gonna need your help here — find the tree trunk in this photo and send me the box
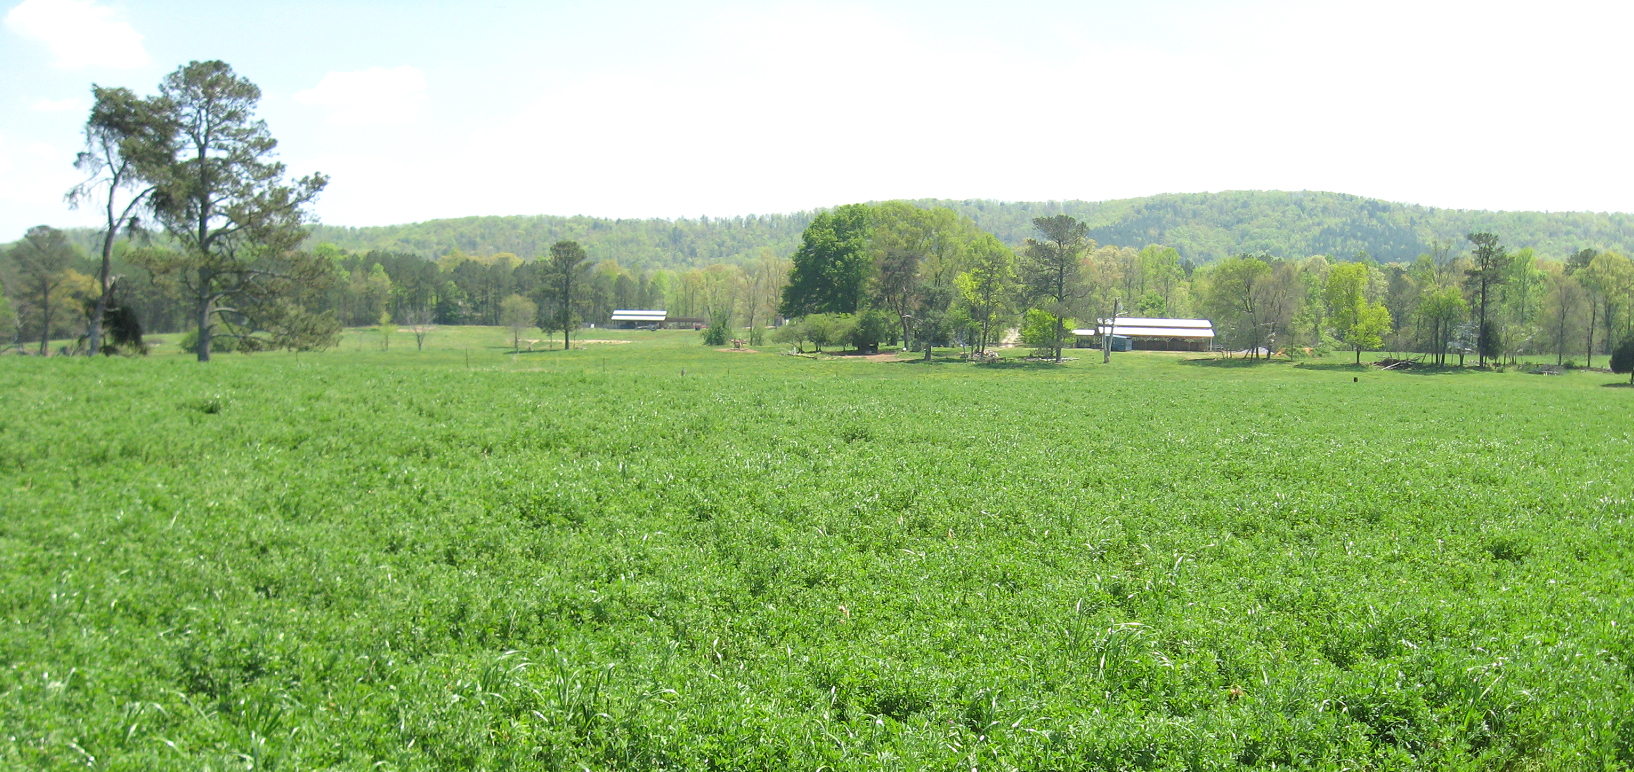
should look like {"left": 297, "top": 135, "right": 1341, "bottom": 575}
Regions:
{"left": 194, "top": 265, "right": 214, "bottom": 362}
{"left": 87, "top": 197, "right": 121, "bottom": 357}
{"left": 38, "top": 284, "right": 51, "bottom": 356}
{"left": 1477, "top": 280, "right": 1486, "bottom": 366}
{"left": 196, "top": 294, "right": 213, "bottom": 362}
{"left": 1587, "top": 302, "right": 1596, "bottom": 368}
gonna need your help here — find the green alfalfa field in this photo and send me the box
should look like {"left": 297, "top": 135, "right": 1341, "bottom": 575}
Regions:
{"left": 2, "top": 328, "right": 1632, "bottom": 770}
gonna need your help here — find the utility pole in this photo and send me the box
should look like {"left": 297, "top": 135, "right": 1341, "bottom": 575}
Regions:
{"left": 1103, "top": 298, "right": 1120, "bottom": 364}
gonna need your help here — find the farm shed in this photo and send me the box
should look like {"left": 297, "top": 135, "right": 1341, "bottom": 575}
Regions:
{"left": 609, "top": 310, "right": 709, "bottom": 330}
{"left": 1073, "top": 317, "right": 1215, "bottom": 352}
{"left": 610, "top": 310, "right": 667, "bottom": 329}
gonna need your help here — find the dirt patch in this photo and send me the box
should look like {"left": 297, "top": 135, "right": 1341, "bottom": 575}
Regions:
{"left": 716, "top": 348, "right": 759, "bottom": 354}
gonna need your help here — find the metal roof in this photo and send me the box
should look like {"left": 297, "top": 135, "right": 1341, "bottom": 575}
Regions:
{"left": 1103, "top": 317, "right": 1212, "bottom": 329}
{"left": 610, "top": 310, "right": 667, "bottom": 321}
{"left": 1073, "top": 317, "right": 1215, "bottom": 338}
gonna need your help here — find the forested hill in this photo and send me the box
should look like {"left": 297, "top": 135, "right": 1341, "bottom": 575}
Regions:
{"left": 303, "top": 214, "right": 813, "bottom": 273}
{"left": 909, "top": 192, "right": 1634, "bottom": 265}
{"left": 288, "top": 190, "right": 1634, "bottom": 268}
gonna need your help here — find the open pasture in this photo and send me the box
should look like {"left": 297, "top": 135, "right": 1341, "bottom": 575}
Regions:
{"left": 2, "top": 331, "right": 1632, "bottom": 770}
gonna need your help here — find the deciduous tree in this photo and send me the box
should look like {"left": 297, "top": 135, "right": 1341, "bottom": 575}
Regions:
{"left": 780, "top": 204, "right": 873, "bottom": 318}
{"left": 869, "top": 201, "right": 932, "bottom": 346}
{"left": 1326, "top": 262, "right": 1393, "bottom": 363}
{"left": 1415, "top": 286, "right": 1468, "bottom": 366}
{"left": 1200, "top": 255, "right": 1272, "bottom": 358}
{"left": 955, "top": 232, "right": 1017, "bottom": 353}
{"left": 1464, "top": 232, "right": 1509, "bottom": 366}
{"left": 499, "top": 293, "right": 536, "bottom": 352}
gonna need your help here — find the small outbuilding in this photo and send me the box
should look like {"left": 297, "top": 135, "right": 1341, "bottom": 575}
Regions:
{"left": 1073, "top": 317, "right": 1215, "bottom": 352}
{"left": 609, "top": 310, "right": 709, "bottom": 330}
{"left": 610, "top": 310, "right": 667, "bottom": 329}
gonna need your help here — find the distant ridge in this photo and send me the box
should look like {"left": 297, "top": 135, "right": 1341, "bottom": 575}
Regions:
{"left": 75, "top": 190, "right": 1634, "bottom": 271}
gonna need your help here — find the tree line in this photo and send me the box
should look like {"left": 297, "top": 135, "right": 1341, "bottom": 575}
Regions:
{"left": 771, "top": 203, "right": 1634, "bottom": 369}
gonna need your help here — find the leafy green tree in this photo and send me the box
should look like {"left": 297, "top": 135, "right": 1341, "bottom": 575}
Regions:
{"left": 1137, "top": 245, "right": 1184, "bottom": 311}
{"left": 1200, "top": 255, "right": 1273, "bottom": 358}
{"left": 1325, "top": 262, "right": 1393, "bottom": 364}
{"left": 1415, "top": 286, "right": 1468, "bottom": 366}
{"left": 499, "top": 293, "right": 536, "bottom": 351}
{"left": 1540, "top": 268, "right": 1587, "bottom": 365}
{"left": 869, "top": 201, "right": 932, "bottom": 346}
{"left": 67, "top": 86, "right": 168, "bottom": 357}
{"left": 135, "top": 61, "right": 334, "bottom": 361}
{"left": 540, "top": 240, "right": 589, "bottom": 351}
{"left": 362, "top": 262, "right": 393, "bottom": 325}
{"left": 1497, "top": 247, "right": 1546, "bottom": 362}
{"left": 374, "top": 312, "right": 394, "bottom": 352}
{"left": 780, "top": 204, "right": 873, "bottom": 317}
{"left": 1021, "top": 215, "right": 1091, "bottom": 362}
{"left": 1136, "top": 292, "right": 1166, "bottom": 316}
{"left": 1464, "top": 232, "right": 1509, "bottom": 366}
{"left": 955, "top": 232, "right": 1017, "bottom": 353}
{"left": 6, "top": 226, "right": 79, "bottom": 355}
{"left": 1580, "top": 252, "right": 1634, "bottom": 365}
{"left": 741, "top": 249, "right": 789, "bottom": 339}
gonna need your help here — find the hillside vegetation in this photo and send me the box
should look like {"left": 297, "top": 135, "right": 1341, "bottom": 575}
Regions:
{"left": 287, "top": 191, "right": 1634, "bottom": 269}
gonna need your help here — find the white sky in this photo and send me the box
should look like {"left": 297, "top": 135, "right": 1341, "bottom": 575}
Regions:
{"left": 3, "top": 0, "right": 1631, "bottom": 241}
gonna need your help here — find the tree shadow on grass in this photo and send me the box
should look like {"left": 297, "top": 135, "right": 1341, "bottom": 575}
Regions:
{"left": 1292, "top": 361, "right": 1483, "bottom": 375}
{"left": 886, "top": 353, "right": 980, "bottom": 365}
{"left": 1602, "top": 381, "right": 1634, "bottom": 388}
{"left": 973, "top": 359, "right": 1069, "bottom": 369}
{"left": 1290, "top": 361, "right": 1374, "bottom": 371}
{"left": 1385, "top": 366, "right": 1485, "bottom": 376}
{"left": 1177, "top": 357, "right": 1291, "bottom": 368}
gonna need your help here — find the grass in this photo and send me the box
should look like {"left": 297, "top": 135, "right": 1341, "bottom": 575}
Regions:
{"left": 2, "top": 327, "right": 1632, "bottom": 769}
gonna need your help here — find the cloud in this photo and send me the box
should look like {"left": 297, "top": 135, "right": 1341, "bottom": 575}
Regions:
{"left": 30, "top": 97, "right": 84, "bottom": 112}
{"left": 294, "top": 66, "right": 428, "bottom": 127}
{"left": 3, "top": 0, "right": 150, "bottom": 70}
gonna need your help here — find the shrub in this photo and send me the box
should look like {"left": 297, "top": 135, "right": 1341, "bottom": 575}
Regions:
{"left": 1612, "top": 338, "right": 1634, "bottom": 383}
{"left": 701, "top": 318, "right": 729, "bottom": 347}
{"left": 772, "top": 319, "right": 810, "bottom": 352}
{"left": 1019, "top": 308, "right": 1057, "bottom": 348}
{"left": 805, "top": 314, "right": 853, "bottom": 352}
{"left": 849, "top": 309, "right": 894, "bottom": 354}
